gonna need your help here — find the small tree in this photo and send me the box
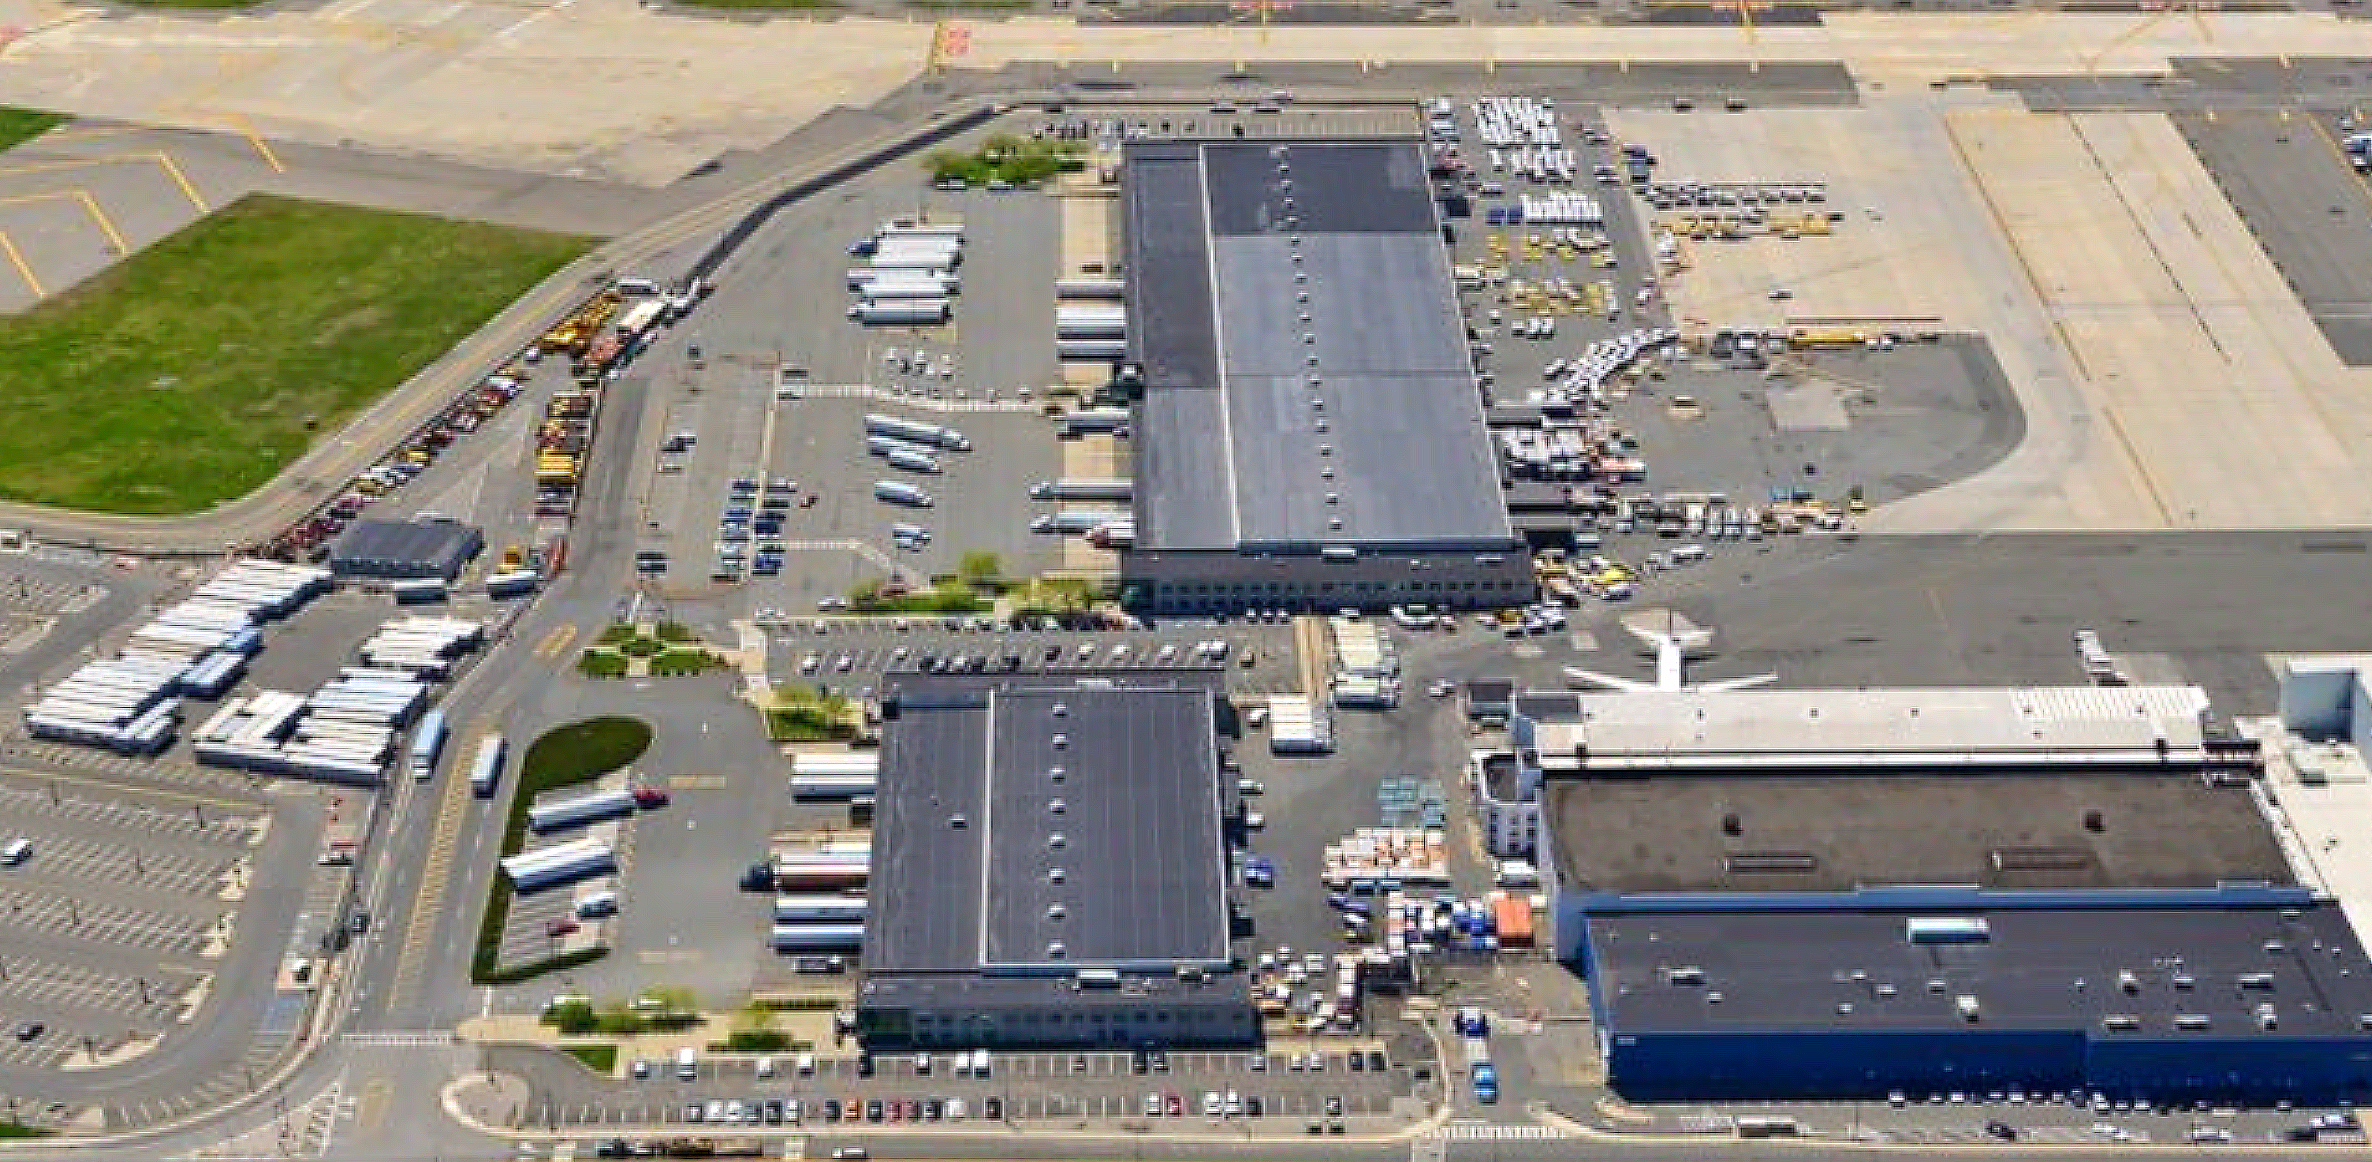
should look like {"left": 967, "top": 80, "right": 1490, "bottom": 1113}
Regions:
{"left": 547, "top": 1000, "right": 599, "bottom": 1036}
{"left": 595, "top": 1001, "right": 643, "bottom": 1037}
{"left": 957, "top": 551, "right": 1003, "bottom": 588}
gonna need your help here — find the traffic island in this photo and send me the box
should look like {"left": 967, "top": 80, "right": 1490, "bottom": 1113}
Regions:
{"left": 471, "top": 717, "right": 653, "bottom": 984}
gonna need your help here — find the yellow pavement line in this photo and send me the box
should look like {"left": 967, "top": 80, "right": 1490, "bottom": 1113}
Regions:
{"left": 228, "top": 115, "right": 285, "bottom": 174}
{"left": 387, "top": 737, "right": 477, "bottom": 1007}
{"left": 2101, "top": 405, "right": 2176, "bottom": 529}
{"left": 353, "top": 1077, "right": 390, "bottom": 1133}
{"left": 534, "top": 623, "right": 579, "bottom": 660}
{"left": 150, "top": 151, "right": 207, "bottom": 212}
{"left": 75, "top": 190, "right": 126, "bottom": 254}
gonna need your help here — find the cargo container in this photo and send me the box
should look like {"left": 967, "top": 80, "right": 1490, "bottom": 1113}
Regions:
{"left": 769, "top": 923, "right": 866, "bottom": 952}
{"left": 867, "top": 250, "right": 963, "bottom": 272}
{"left": 789, "top": 753, "right": 879, "bottom": 777}
{"left": 469, "top": 734, "right": 507, "bottom": 798}
{"left": 1059, "top": 408, "right": 1132, "bottom": 434}
{"left": 408, "top": 713, "right": 449, "bottom": 785}
{"left": 1056, "top": 339, "right": 1130, "bottom": 362}
{"left": 528, "top": 787, "right": 639, "bottom": 833}
{"left": 485, "top": 570, "right": 540, "bottom": 598}
{"left": 501, "top": 837, "right": 615, "bottom": 892}
{"left": 882, "top": 450, "right": 940, "bottom": 477}
{"left": 865, "top": 435, "right": 939, "bottom": 460}
{"left": 877, "top": 222, "right": 966, "bottom": 241}
{"left": 1492, "top": 895, "right": 1534, "bottom": 948}
{"left": 858, "top": 280, "right": 960, "bottom": 302}
{"left": 874, "top": 481, "right": 934, "bottom": 508}
{"left": 773, "top": 894, "right": 870, "bottom": 922}
{"left": 864, "top": 415, "right": 971, "bottom": 451}
{"left": 1054, "top": 306, "right": 1128, "bottom": 338}
{"left": 1029, "top": 510, "right": 1131, "bottom": 535}
{"left": 790, "top": 774, "right": 878, "bottom": 801}
{"left": 770, "top": 862, "right": 869, "bottom": 891}
{"left": 390, "top": 579, "right": 448, "bottom": 605}
{"left": 1054, "top": 277, "right": 1127, "bottom": 300}
{"left": 850, "top": 299, "right": 952, "bottom": 325}
{"left": 1027, "top": 479, "right": 1133, "bottom": 501}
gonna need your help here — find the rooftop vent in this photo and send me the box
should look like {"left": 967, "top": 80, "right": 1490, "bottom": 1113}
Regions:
{"left": 1047, "top": 942, "right": 1066, "bottom": 958}
{"left": 2102, "top": 1014, "right": 2139, "bottom": 1031}
{"left": 951, "top": 814, "right": 968, "bottom": 829}
{"left": 1049, "top": 798, "right": 1067, "bottom": 815}
{"left": 1049, "top": 766, "right": 1065, "bottom": 782}
{"left": 2265, "top": 941, "right": 2288, "bottom": 955}
{"left": 1956, "top": 995, "right": 1981, "bottom": 1022}
{"left": 1047, "top": 833, "right": 1067, "bottom": 850}
{"left": 2172, "top": 973, "right": 2196, "bottom": 990}
{"left": 1051, "top": 733, "right": 1069, "bottom": 750}
{"left": 1706, "top": 991, "right": 1724, "bottom": 1004}
{"left": 2174, "top": 1014, "right": 2211, "bottom": 1030}
{"left": 2239, "top": 973, "right": 2276, "bottom": 990}
{"left": 1725, "top": 851, "right": 1816, "bottom": 874}
{"left": 2084, "top": 810, "right": 2105, "bottom": 833}
{"left": 1721, "top": 812, "right": 1742, "bottom": 837}
{"left": 1048, "top": 867, "right": 1066, "bottom": 884}
{"left": 1051, "top": 703, "right": 1069, "bottom": 718}
{"left": 1047, "top": 904, "right": 1067, "bottom": 920}
{"left": 1667, "top": 966, "right": 1705, "bottom": 985}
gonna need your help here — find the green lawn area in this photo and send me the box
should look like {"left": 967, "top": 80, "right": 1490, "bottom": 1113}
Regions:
{"left": 0, "top": 1123, "right": 50, "bottom": 1140}
{"left": 561, "top": 1043, "right": 619, "bottom": 1074}
{"left": 0, "top": 194, "right": 590, "bottom": 514}
{"left": 0, "top": 108, "right": 64, "bottom": 154}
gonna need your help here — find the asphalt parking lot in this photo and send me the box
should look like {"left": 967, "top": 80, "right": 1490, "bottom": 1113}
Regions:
{"left": 498, "top": 1044, "right": 1408, "bottom": 1131}
{"left": 764, "top": 620, "right": 1303, "bottom": 700}
{"left": 621, "top": 137, "right": 1082, "bottom": 606}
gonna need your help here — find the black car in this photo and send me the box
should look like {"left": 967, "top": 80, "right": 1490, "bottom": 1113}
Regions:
{"left": 1366, "top": 1050, "right": 1387, "bottom": 1071}
{"left": 822, "top": 1100, "right": 840, "bottom": 1122}
{"left": 1150, "top": 1050, "right": 1170, "bottom": 1072}
{"left": 1324, "top": 1095, "right": 1344, "bottom": 1117}
{"left": 1985, "top": 1122, "right": 2018, "bottom": 1142}
{"left": 857, "top": 1056, "right": 876, "bottom": 1078}
{"left": 595, "top": 1141, "right": 630, "bottom": 1159}
{"left": 865, "top": 1099, "right": 883, "bottom": 1122}
{"left": 923, "top": 1099, "right": 942, "bottom": 1121}
{"left": 1246, "top": 1097, "right": 1265, "bottom": 1117}
{"left": 13, "top": 1022, "right": 42, "bottom": 1042}
{"left": 1131, "top": 1051, "right": 1149, "bottom": 1074}
{"left": 984, "top": 1097, "right": 1004, "bottom": 1121}
{"left": 764, "top": 1100, "right": 784, "bottom": 1125}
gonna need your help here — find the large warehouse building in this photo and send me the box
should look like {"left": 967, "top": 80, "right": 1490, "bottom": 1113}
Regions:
{"left": 1118, "top": 140, "right": 1531, "bottom": 614}
{"left": 855, "top": 670, "right": 1255, "bottom": 1049}
{"left": 1517, "top": 683, "right": 2372, "bottom": 1101}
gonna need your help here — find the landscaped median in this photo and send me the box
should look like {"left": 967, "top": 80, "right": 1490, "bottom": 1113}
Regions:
{"left": 0, "top": 194, "right": 590, "bottom": 514}
{"left": 578, "top": 622, "right": 726, "bottom": 680}
{"left": 471, "top": 717, "right": 654, "bottom": 984}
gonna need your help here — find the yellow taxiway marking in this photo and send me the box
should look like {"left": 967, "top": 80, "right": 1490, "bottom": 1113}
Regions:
{"left": 667, "top": 774, "right": 730, "bottom": 790}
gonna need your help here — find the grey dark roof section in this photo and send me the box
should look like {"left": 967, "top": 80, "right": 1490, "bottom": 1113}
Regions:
{"left": 1589, "top": 905, "right": 2372, "bottom": 1038}
{"left": 1125, "top": 144, "right": 1230, "bottom": 552}
{"left": 325, "top": 518, "right": 482, "bottom": 581}
{"left": 865, "top": 671, "right": 1231, "bottom": 978}
{"left": 1125, "top": 141, "right": 1514, "bottom": 553}
{"left": 1545, "top": 771, "right": 2292, "bottom": 896}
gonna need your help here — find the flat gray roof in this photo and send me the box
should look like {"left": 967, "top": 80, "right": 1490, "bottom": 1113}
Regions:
{"left": 1545, "top": 770, "right": 2293, "bottom": 896}
{"left": 1589, "top": 905, "right": 2372, "bottom": 1038}
{"left": 1126, "top": 141, "right": 1514, "bottom": 554}
{"left": 864, "top": 672, "right": 1232, "bottom": 977}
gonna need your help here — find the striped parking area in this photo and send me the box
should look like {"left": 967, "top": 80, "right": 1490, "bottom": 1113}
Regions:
{"left": 0, "top": 956, "right": 196, "bottom": 1023}
{"left": 3, "top": 740, "right": 265, "bottom": 797}
{"left": 0, "top": 883, "right": 221, "bottom": 957}
{"left": 1429, "top": 1122, "right": 1567, "bottom": 1141}
{"left": 0, "top": 832, "right": 235, "bottom": 897}
{"left": 0, "top": 777, "right": 260, "bottom": 845}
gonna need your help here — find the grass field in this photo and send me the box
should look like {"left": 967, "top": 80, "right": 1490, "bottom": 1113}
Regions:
{"left": 0, "top": 109, "right": 64, "bottom": 154}
{"left": 0, "top": 195, "right": 590, "bottom": 515}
